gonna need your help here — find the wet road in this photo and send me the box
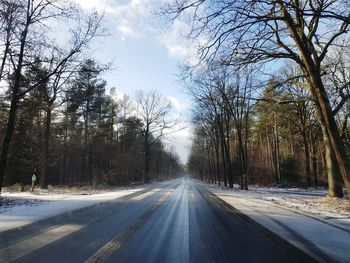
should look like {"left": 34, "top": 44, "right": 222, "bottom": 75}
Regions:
{"left": 0, "top": 179, "right": 317, "bottom": 263}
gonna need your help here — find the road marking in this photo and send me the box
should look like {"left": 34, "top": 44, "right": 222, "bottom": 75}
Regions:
{"left": 85, "top": 190, "right": 173, "bottom": 263}
{"left": 0, "top": 224, "right": 83, "bottom": 262}
{"left": 130, "top": 189, "right": 161, "bottom": 201}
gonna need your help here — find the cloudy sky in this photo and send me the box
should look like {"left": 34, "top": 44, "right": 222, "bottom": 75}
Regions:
{"left": 74, "top": 0, "right": 193, "bottom": 163}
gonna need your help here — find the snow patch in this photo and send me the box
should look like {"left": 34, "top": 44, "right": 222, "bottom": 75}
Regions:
{"left": 0, "top": 186, "right": 146, "bottom": 232}
{"left": 205, "top": 183, "right": 350, "bottom": 262}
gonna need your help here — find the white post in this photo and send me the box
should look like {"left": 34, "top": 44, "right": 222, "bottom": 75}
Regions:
{"left": 31, "top": 174, "right": 36, "bottom": 192}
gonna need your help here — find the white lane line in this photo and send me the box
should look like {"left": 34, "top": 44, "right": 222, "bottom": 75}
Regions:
{"left": 0, "top": 224, "right": 83, "bottom": 262}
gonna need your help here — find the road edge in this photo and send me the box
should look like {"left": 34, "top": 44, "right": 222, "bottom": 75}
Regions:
{"left": 0, "top": 182, "right": 165, "bottom": 248}
{"left": 203, "top": 186, "right": 337, "bottom": 263}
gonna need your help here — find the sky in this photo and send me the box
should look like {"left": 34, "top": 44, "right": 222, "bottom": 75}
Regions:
{"left": 73, "top": 0, "right": 194, "bottom": 164}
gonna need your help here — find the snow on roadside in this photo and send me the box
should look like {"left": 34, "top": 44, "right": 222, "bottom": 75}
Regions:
{"left": 0, "top": 186, "right": 147, "bottom": 232}
{"left": 262, "top": 195, "right": 350, "bottom": 220}
{"left": 207, "top": 183, "right": 350, "bottom": 221}
{"left": 206, "top": 183, "right": 350, "bottom": 262}
{"left": 0, "top": 197, "right": 48, "bottom": 214}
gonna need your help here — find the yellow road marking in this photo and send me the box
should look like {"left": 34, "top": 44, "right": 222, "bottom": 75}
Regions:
{"left": 130, "top": 189, "right": 161, "bottom": 201}
{"left": 85, "top": 190, "right": 173, "bottom": 263}
{"left": 0, "top": 188, "right": 172, "bottom": 263}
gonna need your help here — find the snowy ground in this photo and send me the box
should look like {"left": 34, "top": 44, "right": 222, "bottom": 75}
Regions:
{"left": 0, "top": 185, "right": 148, "bottom": 232}
{"left": 206, "top": 183, "right": 350, "bottom": 263}
{"left": 211, "top": 184, "right": 350, "bottom": 221}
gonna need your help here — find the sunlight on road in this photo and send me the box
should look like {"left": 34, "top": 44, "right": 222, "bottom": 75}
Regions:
{"left": 0, "top": 224, "right": 83, "bottom": 262}
{"left": 130, "top": 189, "right": 162, "bottom": 201}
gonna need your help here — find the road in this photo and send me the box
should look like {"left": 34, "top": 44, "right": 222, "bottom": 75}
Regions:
{"left": 0, "top": 179, "right": 318, "bottom": 263}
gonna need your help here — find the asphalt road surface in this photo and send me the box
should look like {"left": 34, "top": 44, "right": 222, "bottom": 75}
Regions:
{"left": 0, "top": 178, "right": 319, "bottom": 263}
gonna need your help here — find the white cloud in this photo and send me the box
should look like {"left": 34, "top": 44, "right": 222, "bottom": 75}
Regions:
{"left": 74, "top": 0, "right": 197, "bottom": 60}
{"left": 73, "top": 0, "right": 152, "bottom": 40}
{"left": 159, "top": 19, "right": 205, "bottom": 66}
{"left": 73, "top": 0, "right": 114, "bottom": 13}
{"left": 159, "top": 20, "right": 190, "bottom": 59}
{"left": 105, "top": 0, "right": 158, "bottom": 40}
{"left": 167, "top": 96, "right": 182, "bottom": 110}
{"left": 117, "top": 22, "right": 139, "bottom": 39}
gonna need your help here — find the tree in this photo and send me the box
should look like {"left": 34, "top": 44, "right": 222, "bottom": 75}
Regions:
{"left": 118, "top": 116, "right": 144, "bottom": 183}
{"left": 164, "top": 0, "right": 350, "bottom": 197}
{"left": 0, "top": 0, "right": 104, "bottom": 192}
{"left": 136, "top": 90, "right": 177, "bottom": 183}
{"left": 67, "top": 59, "right": 107, "bottom": 183}
{"left": 0, "top": 0, "right": 18, "bottom": 82}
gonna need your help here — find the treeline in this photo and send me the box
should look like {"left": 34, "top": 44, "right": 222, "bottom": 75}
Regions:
{"left": 0, "top": 0, "right": 181, "bottom": 190}
{"left": 187, "top": 66, "right": 345, "bottom": 192}
{"left": 164, "top": 0, "right": 350, "bottom": 198}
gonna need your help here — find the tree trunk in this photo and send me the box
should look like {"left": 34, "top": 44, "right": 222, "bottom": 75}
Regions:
{"left": 224, "top": 113, "right": 234, "bottom": 188}
{"left": 144, "top": 133, "right": 151, "bottom": 183}
{"left": 218, "top": 118, "right": 228, "bottom": 187}
{"left": 0, "top": 97, "right": 19, "bottom": 191}
{"left": 302, "top": 129, "right": 311, "bottom": 187}
{"left": 60, "top": 126, "right": 68, "bottom": 185}
{"left": 82, "top": 100, "right": 90, "bottom": 182}
{"left": 40, "top": 102, "right": 52, "bottom": 188}
{"left": 220, "top": 135, "right": 228, "bottom": 187}
{"left": 0, "top": 10, "right": 13, "bottom": 83}
{"left": 88, "top": 143, "right": 93, "bottom": 184}
{"left": 0, "top": 40, "right": 9, "bottom": 82}
{"left": 244, "top": 108, "right": 249, "bottom": 190}
{"left": 321, "top": 122, "right": 344, "bottom": 197}
{"left": 273, "top": 112, "right": 281, "bottom": 184}
{"left": 266, "top": 127, "right": 274, "bottom": 178}
{"left": 0, "top": 20, "right": 29, "bottom": 192}
{"left": 310, "top": 133, "right": 319, "bottom": 186}
{"left": 289, "top": 124, "right": 294, "bottom": 156}
{"left": 215, "top": 140, "right": 221, "bottom": 185}
{"left": 281, "top": 8, "right": 349, "bottom": 197}
{"left": 308, "top": 76, "right": 349, "bottom": 196}
{"left": 237, "top": 131, "right": 245, "bottom": 189}
{"left": 207, "top": 146, "right": 214, "bottom": 183}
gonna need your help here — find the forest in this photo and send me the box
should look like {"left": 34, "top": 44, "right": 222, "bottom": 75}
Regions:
{"left": 162, "top": 0, "right": 350, "bottom": 198}
{"left": 2, "top": 0, "right": 350, "bottom": 202}
{"left": 1, "top": 2, "right": 349, "bottom": 262}
{"left": 0, "top": 0, "right": 182, "bottom": 191}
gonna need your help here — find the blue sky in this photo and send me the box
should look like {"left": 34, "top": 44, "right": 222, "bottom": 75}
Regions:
{"left": 74, "top": 0, "right": 194, "bottom": 163}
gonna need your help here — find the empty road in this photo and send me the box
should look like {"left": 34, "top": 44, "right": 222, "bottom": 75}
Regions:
{"left": 0, "top": 179, "right": 318, "bottom": 263}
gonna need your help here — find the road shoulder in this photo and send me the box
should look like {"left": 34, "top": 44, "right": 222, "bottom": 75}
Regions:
{"left": 0, "top": 185, "right": 157, "bottom": 233}
{"left": 205, "top": 183, "right": 350, "bottom": 263}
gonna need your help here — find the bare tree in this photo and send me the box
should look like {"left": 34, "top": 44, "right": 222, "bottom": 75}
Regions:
{"left": 0, "top": 0, "right": 104, "bottom": 191}
{"left": 185, "top": 67, "right": 236, "bottom": 188}
{"left": 37, "top": 59, "right": 83, "bottom": 188}
{"left": 136, "top": 90, "right": 178, "bottom": 183}
{"left": 0, "top": 1, "right": 19, "bottom": 82}
{"left": 164, "top": 0, "right": 350, "bottom": 197}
